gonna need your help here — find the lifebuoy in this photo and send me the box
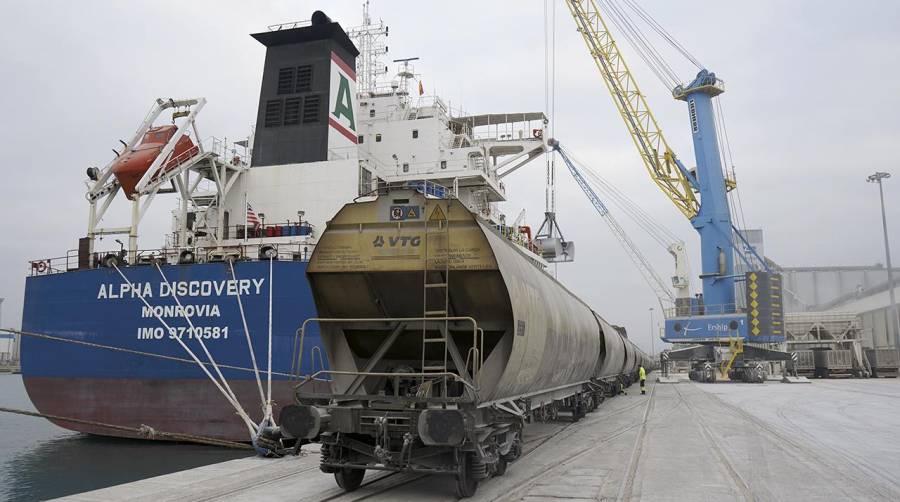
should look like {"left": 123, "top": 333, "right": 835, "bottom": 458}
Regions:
{"left": 35, "top": 261, "right": 48, "bottom": 273}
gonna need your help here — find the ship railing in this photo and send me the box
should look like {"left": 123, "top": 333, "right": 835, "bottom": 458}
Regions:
{"left": 26, "top": 240, "right": 314, "bottom": 276}
{"left": 28, "top": 252, "right": 82, "bottom": 276}
{"left": 363, "top": 180, "right": 454, "bottom": 200}
{"left": 161, "top": 136, "right": 250, "bottom": 174}
{"left": 664, "top": 303, "right": 743, "bottom": 318}
{"left": 268, "top": 19, "right": 312, "bottom": 31}
{"left": 203, "top": 136, "right": 250, "bottom": 167}
{"left": 187, "top": 220, "right": 316, "bottom": 243}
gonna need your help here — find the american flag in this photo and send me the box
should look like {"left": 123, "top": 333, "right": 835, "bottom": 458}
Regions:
{"left": 246, "top": 202, "right": 261, "bottom": 228}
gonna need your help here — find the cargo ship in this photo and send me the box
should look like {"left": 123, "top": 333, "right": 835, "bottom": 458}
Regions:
{"left": 21, "top": 7, "right": 552, "bottom": 441}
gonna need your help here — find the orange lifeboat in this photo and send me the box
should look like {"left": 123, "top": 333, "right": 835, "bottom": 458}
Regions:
{"left": 111, "top": 125, "right": 198, "bottom": 196}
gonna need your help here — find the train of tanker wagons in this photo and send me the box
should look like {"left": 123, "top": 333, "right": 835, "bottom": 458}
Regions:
{"left": 264, "top": 191, "right": 654, "bottom": 498}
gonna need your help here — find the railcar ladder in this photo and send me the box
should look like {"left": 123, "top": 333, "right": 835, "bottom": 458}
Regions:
{"left": 421, "top": 198, "right": 452, "bottom": 396}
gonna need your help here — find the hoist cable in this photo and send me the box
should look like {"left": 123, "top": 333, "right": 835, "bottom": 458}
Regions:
{"left": 599, "top": 0, "right": 679, "bottom": 90}
{"left": 606, "top": 0, "right": 681, "bottom": 86}
{"left": 566, "top": 148, "right": 680, "bottom": 247}
{"left": 621, "top": 0, "right": 704, "bottom": 69}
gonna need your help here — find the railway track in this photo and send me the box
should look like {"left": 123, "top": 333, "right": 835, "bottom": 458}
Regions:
{"left": 489, "top": 385, "right": 658, "bottom": 502}
{"left": 184, "top": 385, "right": 659, "bottom": 502}
{"left": 317, "top": 472, "right": 429, "bottom": 502}
{"left": 671, "top": 384, "right": 754, "bottom": 501}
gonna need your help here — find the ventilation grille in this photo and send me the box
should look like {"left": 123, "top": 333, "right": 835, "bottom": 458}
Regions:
{"left": 296, "top": 65, "right": 313, "bottom": 92}
{"left": 264, "top": 99, "right": 282, "bottom": 127}
{"left": 277, "top": 68, "right": 294, "bottom": 95}
{"left": 276, "top": 65, "right": 313, "bottom": 94}
{"left": 284, "top": 97, "right": 302, "bottom": 126}
{"left": 303, "top": 95, "right": 320, "bottom": 123}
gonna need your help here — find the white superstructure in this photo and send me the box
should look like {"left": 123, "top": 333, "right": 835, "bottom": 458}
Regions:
{"left": 82, "top": 7, "right": 550, "bottom": 268}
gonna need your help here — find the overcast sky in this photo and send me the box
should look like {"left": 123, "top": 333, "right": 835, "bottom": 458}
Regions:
{"left": 1, "top": 1, "right": 898, "bottom": 355}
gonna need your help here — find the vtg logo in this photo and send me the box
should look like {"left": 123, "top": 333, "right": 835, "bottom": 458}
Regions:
{"left": 372, "top": 235, "right": 421, "bottom": 248}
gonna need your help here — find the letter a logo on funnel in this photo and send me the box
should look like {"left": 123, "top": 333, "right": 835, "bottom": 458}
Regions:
{"left": 329, "top": 51, "right": 358, "bottom": 147}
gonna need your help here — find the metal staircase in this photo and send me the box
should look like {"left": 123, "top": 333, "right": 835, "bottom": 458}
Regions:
{"left": 720, "top": 337, "right": 744, "bottom": 377}
{"left": 421, "top": 199, "right": 452, "bottom": 395}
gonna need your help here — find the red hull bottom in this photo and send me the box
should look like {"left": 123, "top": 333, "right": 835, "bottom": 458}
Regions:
{"left": 22, "top": 377, "right": 329, "bottom": 441}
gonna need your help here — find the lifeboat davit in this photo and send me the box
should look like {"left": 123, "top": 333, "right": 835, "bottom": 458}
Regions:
{"left": 111, "top": 125, "right": 198, "bottom": 196}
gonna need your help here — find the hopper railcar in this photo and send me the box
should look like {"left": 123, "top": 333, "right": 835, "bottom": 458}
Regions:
{"left": 280, "top": 189, "right": 651, "bottom": 497}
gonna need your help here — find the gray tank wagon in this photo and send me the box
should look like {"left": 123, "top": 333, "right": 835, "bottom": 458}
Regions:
{"left": 280, "top": 189, "right": 649, "bottom": 497}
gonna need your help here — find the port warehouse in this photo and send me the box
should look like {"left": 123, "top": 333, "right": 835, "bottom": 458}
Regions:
{"left": 766, "top": 263, "right": 900, "bottom": 377}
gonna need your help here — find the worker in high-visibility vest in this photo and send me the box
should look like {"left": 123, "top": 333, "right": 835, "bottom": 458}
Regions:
{"left": 639, "top": 365, "right": 647, "bottom": 395}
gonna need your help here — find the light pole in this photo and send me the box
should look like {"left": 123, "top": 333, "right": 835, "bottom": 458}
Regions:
{"left": 867, "top": 171, "right": 899, "bottom": 354}
{"left": 648, "top": 307, "right": 655, "bottom": 357}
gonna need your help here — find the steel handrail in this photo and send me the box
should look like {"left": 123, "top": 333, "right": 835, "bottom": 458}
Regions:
{"left": 294, "top": 316, "right": 481, "bottom": 386}
{"left": 295, "top": 370, "right": 477, "bottom": 394}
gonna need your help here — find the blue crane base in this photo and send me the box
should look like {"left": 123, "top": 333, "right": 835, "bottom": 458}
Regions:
{"left": 663, "top": 313, "right": 785, "bottom": 344}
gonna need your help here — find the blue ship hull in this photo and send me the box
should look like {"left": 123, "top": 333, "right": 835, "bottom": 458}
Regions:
{"left": 20, "top": 261, "right": 328, "bottom": 441}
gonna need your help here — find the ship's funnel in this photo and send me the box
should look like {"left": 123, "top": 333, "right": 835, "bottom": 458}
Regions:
{"left": 311, "top": 11, "right": 332, "bottom": 25}
{"left": 250, "top": 13, "right": 360, "bottom": 167}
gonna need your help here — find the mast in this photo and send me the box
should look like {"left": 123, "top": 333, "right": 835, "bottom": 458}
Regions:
{"left": 346, "top": 1, "right": 389, "bottom": 94}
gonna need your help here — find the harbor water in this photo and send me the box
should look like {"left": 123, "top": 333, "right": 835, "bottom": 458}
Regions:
{"left": 0, "top": 374, "right": 250, "bottom": 502}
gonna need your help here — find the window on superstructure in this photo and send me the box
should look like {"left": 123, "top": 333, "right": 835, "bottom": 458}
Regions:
{"left": 402, "top": 163, "right": 409, "bottom": 173}
{"left": 277, "top": 68, "right": 294, "bottom": 95}
{"left": 358, "top": 135, "right": 364, "bottom": 144}
{"left": 296, "top": 65, "right": 313, "bottom": 92}
{"left": 440, "top": 160, "right": 447, "bottom": 169}
{"left": 283, "top": 97, "right": 301, "bottom": 126}
{"left": 369, "top": 109, "right": 375, "bottom": 118}
{"left": 264, "top": 99, "right": 283, "bottom": 127}
{"left": 359, "top": 166, "right": 372, "bottom": 196}
{"left": 376, "top": 133, "right": 382, "bottom": 142}
{"left": 412, "top": 129, "right": 419, "bottom": 139}
{"left": 302, "top": 95, "right": 320, "bottom": 123}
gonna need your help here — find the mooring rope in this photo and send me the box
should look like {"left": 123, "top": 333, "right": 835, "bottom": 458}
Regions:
{"left": 0, "top": 406, "right": 253, "bottom": 450}
{"left": 227, "top": 259, "right": 266, "bottom": 411}
{"left": 153, "top": 263, "right": 247, "bottom": 421}
{"left": 264, "top": 256, "right": 275, "bottom": 424}
{"left": 111, "top": 264, "right": 257, "bottom": 436}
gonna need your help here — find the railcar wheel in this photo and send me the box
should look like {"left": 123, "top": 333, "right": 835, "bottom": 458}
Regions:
{"left": 494, "top": 457, "right": 508, "bottom": 477}
{"left": 455, "top": 453, "right": 480, "bottom": 498}
{"left": 334, "top": 468, "right": 365, "bottom": 492}
{"left": 502, "top": 433, "right": 522, "bottom": 463}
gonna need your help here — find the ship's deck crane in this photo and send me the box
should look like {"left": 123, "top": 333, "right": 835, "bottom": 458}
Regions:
{"left": 564, "top": 0, "right": 791, "bottom": 382}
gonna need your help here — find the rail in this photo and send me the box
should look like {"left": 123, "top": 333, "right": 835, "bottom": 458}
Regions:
{"left": 664, "top": 303, "right": 742, "bottom": 318}
{"left": 144, "top": 136, "right": 249, "bottom": 188}
{"left": 27, "top": 240, "right": 313, "bottom": 277}
{"left": 294, "top": 370, "right": 478, "bottom": 395}
{"left": 268, "top": 19, "right": 312, "bottom": 31}
{"left": 168, "top": 221, "right": 315, "bottom": 245}
{"left": 292, "top": 316, "right": 483, "bottom": 391}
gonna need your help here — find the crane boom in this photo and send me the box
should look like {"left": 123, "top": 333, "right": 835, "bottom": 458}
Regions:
{"left": 564, "top": 0, "right": 699, "bottom": 220}
{"left": 553, "top": 142, "right": 674, "bottom": 307}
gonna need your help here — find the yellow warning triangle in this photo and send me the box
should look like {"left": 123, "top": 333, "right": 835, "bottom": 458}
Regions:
{"left": 429, "top": 204, "right": 446, "bottom": 221}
